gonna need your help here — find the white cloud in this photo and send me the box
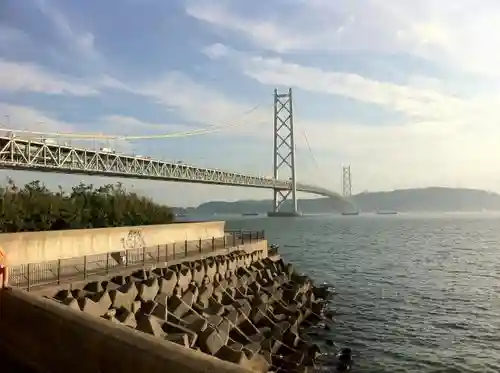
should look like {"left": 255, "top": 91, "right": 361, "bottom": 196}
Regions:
{"left": 34, "top": 0, "right": 100, "bottom": 61}
{"left": 299, "top": 115, "right": 500, "bottom": 194}
{"left": 199, "top": 43, "right": 500, "bottom": 193}
{"left": 0, "top": 59, "right": 98, "bottom": 96}
{"left": 185, "top": 1, "right": 321, "bottom": 53}
{"left": 202, "top": 44, "right": 500, "bottom": 126}
{"left": 0, "top": 103, "right": 76, "bottom": 135}
{"left": 188, "top": 0, "right": 500, "bottom": 77}
{"left": 0, "top": 24, "right": 29, "bottom": 49}
{"left": 99, "top": 115, "right": 204, "bottom": 138}
{"left": 137, "top": 71, "right": 272, "bottom": 138}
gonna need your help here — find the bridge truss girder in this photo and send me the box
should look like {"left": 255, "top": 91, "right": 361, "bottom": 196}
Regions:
{"left": 0, "top": 136, "right": 291, "bottom": 189}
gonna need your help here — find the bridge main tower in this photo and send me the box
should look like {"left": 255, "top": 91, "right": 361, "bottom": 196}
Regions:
{"left": 268, "top": 88, "right": 301, "bottom": 217}
{"left": 342, "top": 165, "right": 352, "bottom": 198}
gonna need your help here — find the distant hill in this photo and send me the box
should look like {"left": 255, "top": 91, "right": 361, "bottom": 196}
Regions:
{"left": 173, "top": 187, "right": 500, "bottom": 214}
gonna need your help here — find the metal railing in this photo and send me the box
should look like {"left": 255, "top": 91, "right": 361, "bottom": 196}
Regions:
{"left": 8, "top": 230, "right": 265, "bottom": 291}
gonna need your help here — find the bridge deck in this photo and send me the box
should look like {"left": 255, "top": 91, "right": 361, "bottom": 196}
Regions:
{"left": 0, "top": 136, "right": 342, "bottom": 198}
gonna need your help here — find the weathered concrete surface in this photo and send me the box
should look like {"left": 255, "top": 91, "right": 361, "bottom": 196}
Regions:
{"left": 31, "top": 240, "right": 268, "bottom": 295}
{"left": 41, "top": 250, "right": 331, "bottom": 371}
{"left": 1, "top": 237, "right": 336, "bottom": 372}
{"left": 1, "top": 221, "right": 226, "bottom": 266}
{"left": 0, "top": 287, "right": 257, "bottom": 373}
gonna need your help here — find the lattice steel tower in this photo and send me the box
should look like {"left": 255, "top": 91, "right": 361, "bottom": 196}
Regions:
{"left": 270, "top": 88, "right": 299, "bottom": 216}
{"left": 342, "top": 166, "right": 352, "bottom": 198}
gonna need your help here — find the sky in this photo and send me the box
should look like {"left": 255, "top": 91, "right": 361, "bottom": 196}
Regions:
{"left": 2, "top": 0, "right": 500, "bottom": 207}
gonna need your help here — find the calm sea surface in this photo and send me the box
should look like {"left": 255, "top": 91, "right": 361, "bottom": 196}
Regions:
{"left": 221, "top": 212, "right": 500, "bottom": 373}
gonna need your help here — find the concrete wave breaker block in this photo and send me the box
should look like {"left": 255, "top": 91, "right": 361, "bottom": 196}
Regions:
{"left": 52, "top": 289, "right": 71, "bottom": 301}
{"left": 176, "top": 265, "right": 192, "bottom": 294}
{"left": 113, "top": 308, "right": 137, "bottom": 328}
{"left": 197, "top": 298, "right": 225, "bottom": 317}
{"left": 109, "top": 282, "right": 138, "bottom": 310}
{"left": 143, "top": 292, "right": 168, "bottom": 320}
{"left": 191, "top": 261, "right": 205, "bottom": 286}
{"left": 83, "top": 280, "right": 103, "bottom": 293}
{"left": 152, "top": 267, "right": 166, "bottom": 277}
{"left": 71, "top": 289, "right": 90, "bottom": 299}
{"left": 158, "top": 269, "right": 177, "bottom": 296}
{"left": 137, "top": 277, "right": 160, "bottom": 302}
{"left": 168, "top": 286, "right": 198, "bottom": 319}
{"left": 227, "top": 257, "right": 238, "bottom": 273}
{"left": 223, "top": 306, "right": 239, "bottom": 327}
{"left": 198, "top": 320, "right": 230, "bottom": 356}
{"left": 163, "top": 321, "right": 198, "bottom": 347}
{"left": 198, "top": 283, "right": 214, "bottom": 308}
{"left": 244, "top": 254, "right": 252, "bottom": 267}
{"left": 182, "top": 313, "right": 209, "bottom": 334}
{"left": 132, "top": 269, "right": 149, "bottom": 281}
{"left": 62, "top": 297, "right": 80, "bottom": 311}
{"left": 203, "top": 258, "right": 217, "bottom": 282}
{"left": 251, "top": 253, "right": 260, "bottom": 263}
{"left": 166, "top": 333, "right": 193, "bottom": 348}
{"left": 234, "top": 299, "right": 252, "bottom": 324}
{"left": 136, "top": 314, "right": 166, "bottom": 337}
{"left": 77, "top": 297, "right": 109, "bottom": 317}
{"left": 88, "top": 290, "right": 112, "bottom": 310}
{"left": 215, "top": 345, "right": 250, "bottom": 367}
{"left": 216, "top": 257, "right": 228, "bottom": 276}
{"left": 110, "top": 275, "right": 127, "bottom": 286}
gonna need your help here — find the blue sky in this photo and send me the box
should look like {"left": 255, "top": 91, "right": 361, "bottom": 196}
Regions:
{"left": 2, "top": 0, "right": 500, "bottom": 206}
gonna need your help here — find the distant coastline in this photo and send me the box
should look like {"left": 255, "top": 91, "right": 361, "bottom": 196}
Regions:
{"left": 173, "top": 187, "right": 500, "bottom": 215}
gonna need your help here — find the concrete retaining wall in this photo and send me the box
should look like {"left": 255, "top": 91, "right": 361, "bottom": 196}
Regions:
{"left": 0, "top": 222, "right": 226, "bottom": 266}
{"left": 0, "top": 287, "right": 255, "bottom": 373}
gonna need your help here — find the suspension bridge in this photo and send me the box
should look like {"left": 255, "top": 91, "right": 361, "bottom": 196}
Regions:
{"left": 0, "top": 88, "right": 345, "bottom": 216}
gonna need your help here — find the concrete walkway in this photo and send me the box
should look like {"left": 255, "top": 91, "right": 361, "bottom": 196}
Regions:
{"left": 9, "top": 232, "right": 263, "bottom": 291}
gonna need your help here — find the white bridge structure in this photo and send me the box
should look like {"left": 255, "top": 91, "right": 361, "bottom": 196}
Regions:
{"left": 0, "top": 89, "right": 344, "bottom": 216}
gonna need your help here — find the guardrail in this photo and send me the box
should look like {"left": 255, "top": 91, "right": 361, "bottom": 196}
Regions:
{"left": 8, "top": 230, "right": 265, "bottom": 291}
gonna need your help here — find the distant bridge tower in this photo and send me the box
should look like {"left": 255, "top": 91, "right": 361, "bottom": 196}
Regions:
{"left": 342, "top": 165, "right": 352, "bottom": 198}
{"left": 269, "top": 88, "right": 300, "bottom": 217}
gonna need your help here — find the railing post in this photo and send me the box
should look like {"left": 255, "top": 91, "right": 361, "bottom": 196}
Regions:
{"left": 212, "top": 237, "right": 215, "bottom": 251}
{"left": 249, "top": 232, "right": 252, "bottom": 244}
{"left": 232, "top": 232, "right": 236, "bottom": 247}
{"left": 223, "top": 234, "right": 226, "bottom": 248}
{"left": 241, "top": 230, "right": 244, "bottom": 245}
{"left": 185, "top": 240, "right": 188, "bottom": 257}
{"left": 262, "top": 230, "right": 265, "bottom": 239}
{"left": 57, "top": 259, "right": 61, "bottom": 285}
{"left": 157, "top": 244, "right": 160, "bottom": 261}
{"left": 199, "top": 238, "right": 202, "bottom": 253}
{"left": 173, "top": 242, "right": 176, "bottom": 260}
{"left": 27, "top": 263, "right": 31, "bottom": 291}
{"left": 125, "top": 251, "right": 129, "bottom": 268}
{"left": 83, "top": 255, "right": 87, "bottom": 279}
{"left": 165, "top": 244, "right": 168, "bottom": 262}
{"left": 142, "top": 246, "right": 146, "bottom": 265}
{"left": 106, "top": 252, "right": 109, "bottom": 274}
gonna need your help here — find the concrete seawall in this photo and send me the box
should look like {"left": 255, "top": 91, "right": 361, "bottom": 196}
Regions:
{"left": 1, "top": 221, "right": 226, "bottom": 266}
{"left": 0, "top": 287, "right": 256, "bottom": 373}
{"left": 0, "top": 223, "right": 341, "bottom": 372}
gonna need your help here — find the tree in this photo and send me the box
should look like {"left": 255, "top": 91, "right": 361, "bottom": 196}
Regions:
{"left": 0, "top": 180, "right": 174, "bottom": 233}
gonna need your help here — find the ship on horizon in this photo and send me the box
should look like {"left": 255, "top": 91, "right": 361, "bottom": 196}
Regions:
{"left": 341, "top": 209, "right": 360, "bottom": 216}
{"left": 376, "top": 210, "right": 398, "bottom": 215}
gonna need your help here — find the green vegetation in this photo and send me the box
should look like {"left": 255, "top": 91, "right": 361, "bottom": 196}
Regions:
{"left": 0, "top": 179, "right": 174, "bottom": 233}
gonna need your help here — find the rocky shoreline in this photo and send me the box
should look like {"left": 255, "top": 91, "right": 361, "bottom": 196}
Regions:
{"left": 48, "top": 249, "right": 349, "bottom": 372}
